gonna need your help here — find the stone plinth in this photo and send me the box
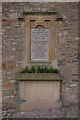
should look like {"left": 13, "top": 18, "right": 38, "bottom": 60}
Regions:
{"left": 15, "top": 73, "right": 62, "bottom": 112}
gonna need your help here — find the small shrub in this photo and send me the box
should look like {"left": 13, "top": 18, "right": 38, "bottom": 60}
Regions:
{"left": 37, "top": 66, "right": 41, "bottom": 73}
{"left": 50, "top": 67, "right": 54, "bottom": 73}
{"left": 43, "top": 67, "right": 47, "bottom": 73}
{"left": 40, "top": 67, "right": 44, "bottom": 73}
{"left": 31, "top": 66, "right": 35, "bottom": 73}
{"left": 52, "top": 69, "right": 59, "bottom": 73}
{"left": 20, "top": 66, "right": 29, "bottom": 73}
{"left": 20, "top": 66, "right": 59, "bottom": 73}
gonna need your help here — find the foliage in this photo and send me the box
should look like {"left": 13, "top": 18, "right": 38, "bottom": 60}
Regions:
{"left": 20, "top": 66, "right": 59, "bottom": 73}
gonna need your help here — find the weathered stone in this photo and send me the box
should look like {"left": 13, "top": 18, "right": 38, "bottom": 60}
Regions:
{"left": 31, "top": 29, "right": 49, "bottom": 61}
{"left": 2, "top": 2, "right": 78, "bottom": 118}
{"left": 6, "top": 63, "right": 15, "bottom": 69}
{"left": 3, "top": 83, "right": 14, "bottom": 90}
{"left": 18, "top": 80, "right": 61, "bottom": 112}
{"left": 16, "top": 73, "right": 62, "bottom": 81}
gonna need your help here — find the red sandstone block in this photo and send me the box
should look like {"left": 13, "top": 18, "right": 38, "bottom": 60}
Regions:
{"left": 3, "top": 83, "right": 14, "bottom": 90}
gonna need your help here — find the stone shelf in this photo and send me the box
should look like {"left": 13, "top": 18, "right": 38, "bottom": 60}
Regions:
{"left": 15, "top": 73, "right": 62, "bottom": 81}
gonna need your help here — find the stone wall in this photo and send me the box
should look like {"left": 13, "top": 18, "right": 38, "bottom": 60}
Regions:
{"left": 2, "top": 2, "right": 79, "bottom": 118}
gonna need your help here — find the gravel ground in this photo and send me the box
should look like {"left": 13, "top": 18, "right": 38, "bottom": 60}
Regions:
{"left": 2, "top": 109, "right": 63, "bottom": 118}
{"left": 12, "top": 109, "right": 63, "bottom": 118}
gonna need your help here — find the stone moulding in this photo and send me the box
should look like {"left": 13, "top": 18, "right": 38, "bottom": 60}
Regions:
{"left": 18, "top": 11, "right": 63, "bottom": 21}
{"left": 18, "top": 17, "right": 25, "bottom": 21}
{"left": 23, "top": 11, "right": 58, "bottom": 15}
{"left": 55, "top": 17, "right": 63, "bottom": 21}
{"left": 15, "top": 73, "right": 62, "bottom": 81}
{"left": 28, "top": 61, "right": 51, "bottom": 63}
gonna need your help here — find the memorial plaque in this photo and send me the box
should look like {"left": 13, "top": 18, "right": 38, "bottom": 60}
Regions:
{"left": 31, "top": 28, "right": 49, "bottom": 61}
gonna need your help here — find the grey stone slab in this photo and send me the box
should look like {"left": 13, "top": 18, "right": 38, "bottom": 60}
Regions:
{"left": 31, "top": 29, "right": 49, "bottom": 61}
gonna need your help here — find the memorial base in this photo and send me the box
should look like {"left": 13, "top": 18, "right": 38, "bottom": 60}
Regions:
{"left": 15, "top": 73, "right": 62, "bottom": 112}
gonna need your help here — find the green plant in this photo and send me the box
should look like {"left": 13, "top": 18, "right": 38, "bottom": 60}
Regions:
{"left": 37, "top": 66, "right": 41, "bottom": 73}
{"left": 52, "top": 69, "right": 59, "bottom": 73}
{"left": 20, "top": 66, "right": 29, "bottom": 73}
{"left": 20, "top": 66, "right": 59, "bottom": 73}
{"left": 43, "top": 66, "right": 47, "bottom": 73}
{"left": 31, "top": 66, "right": 35, "bottom": 73}
{"left": 40, "top": 67, "right": 44, "bottom": 73}
{"left": 50, "top": 67, "right": 54, "bottom": 73}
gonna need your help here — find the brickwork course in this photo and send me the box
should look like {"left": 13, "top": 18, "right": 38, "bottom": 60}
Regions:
{"left": 2, "top": 2, "right": 79, "bottom": 118}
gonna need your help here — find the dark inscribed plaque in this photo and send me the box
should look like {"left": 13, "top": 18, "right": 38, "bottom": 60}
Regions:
{"left": 31, "top": 29, "right": 49, "bottom": 61}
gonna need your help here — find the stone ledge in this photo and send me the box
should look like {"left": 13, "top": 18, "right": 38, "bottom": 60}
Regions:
{"left": 23, "top": 11, "right": 58, "bottom": 15}
{"left": 15, "top": 73, "right": 62, "bottom": 81}
{"left": 28, "top": 61, "right": 51, "bottom": 63}
{"left": 18, "top": 11, "right": 58, "bottom": 21}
